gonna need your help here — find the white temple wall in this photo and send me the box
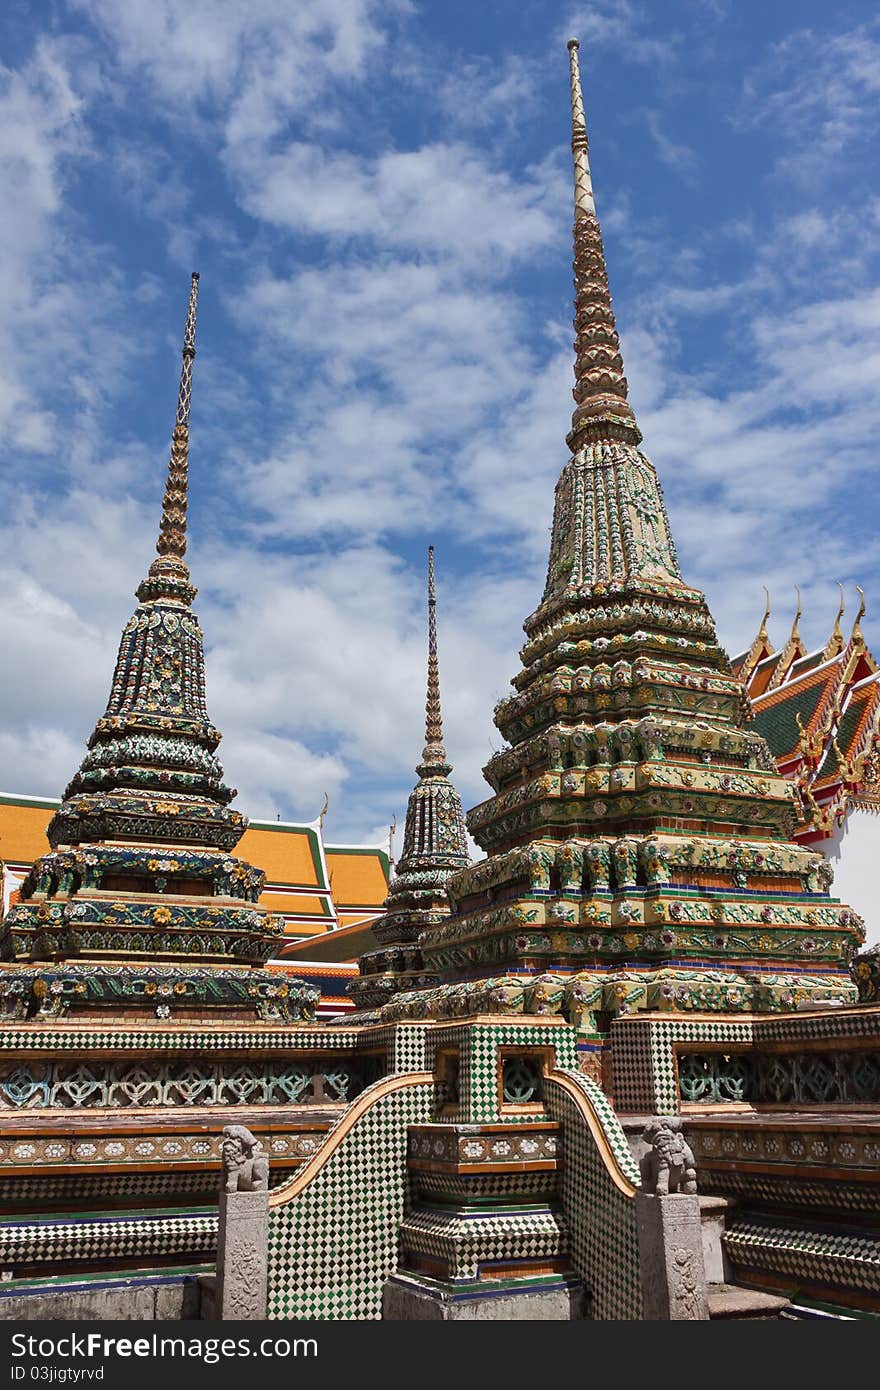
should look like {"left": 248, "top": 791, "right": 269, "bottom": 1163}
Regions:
{"left": 823, "top": 808, "right": 880, "bottom": 948}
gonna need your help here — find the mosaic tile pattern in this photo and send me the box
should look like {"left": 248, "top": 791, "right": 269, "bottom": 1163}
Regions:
{"left": 398, "top": 1204, "right": 568, "bottom": 1280}
{"left": 543, "top": 1069, "right": 641, "bottom": 1319}
{"left": 267, "top": 1076, "right": 433, "bottom": 1320}
{"left": 755, "top": 1008, "right": 880, "bottom": 1045}
{"left": 692, "top": 1169, "right": 880, "bottom": 1216}
{"left": 429, "top": 1021, "right": 577, "bottom": 1124}
{"left": 724, "top": 1214, "right": 880, "bottom": 1298}
{"left": 0, "top": 1027, "right": 360, "bottom": 1054}
{"left": 689, "top": 1124, "right": 880, "bottom": 1174}
{"left": 0, "top": 1169, "right": 297, "bottom": 1207}
{"left": 386, "top": 1024, "right": 429, "bottom": 1074}
{"left": 612, "top": 1014, "right": 754, "bottom": 1114}
{"left": 408, "top": 1124, "right": 558, "bottom": 1167}
{"left": 614, "top": 1007, "right": 880, "bottom": 1114}
{"left": 0, "top": 1128, "right": 325, "bottom": 1169}
{"left": 0, "top": 1210, "right": 215, "bottom": 1267}
{"left": 413, "top": 1171, "right": 557, "bottom": 1201}
{"left": 0, "top": 1057, "right": 367, "bottom": 1110}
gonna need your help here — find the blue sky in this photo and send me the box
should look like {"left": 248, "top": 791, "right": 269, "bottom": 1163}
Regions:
{"left": 1, "top": 0, "right": 879, "bottom": 848}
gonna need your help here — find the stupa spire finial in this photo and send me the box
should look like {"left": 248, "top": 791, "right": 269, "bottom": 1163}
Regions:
{"left": 565, "top": 41, "right": 640, "bottom": 450}
{"left": 419, "top": 546, "right": 450, "bottom": 776}
{"left": 138, "top": 272, "right": 200, "bottom": 607}
{"left": 567, "top": 38, "right": 595, "bottom": 219}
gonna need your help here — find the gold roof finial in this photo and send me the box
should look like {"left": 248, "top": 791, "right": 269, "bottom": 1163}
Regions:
{"left": 140, "top": 273, "right": 200, "bottom": 606}
{"left": 832, "top": 582, "right": 845, "bottom": 641}
{"left": 419, "top": 546, "right": 451, "bottom": 777}
{"left": 852, "top": 585, "right": 867, "bottom": 643}
{"left": 758, "top": 586, "right": 771, "bottom": 640}
{"left": 790, "top": 586, "right": 802, "bottom": 642}
{"left": 824, "top": 582, "right": 846, "bottom": 659}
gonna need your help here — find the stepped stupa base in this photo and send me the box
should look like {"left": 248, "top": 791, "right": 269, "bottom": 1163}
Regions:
{"left": 0, "top": 961, "right": 318, "bottom": 1025}
{"left": 379, "top": 964, "right": 857, "bottom": 1027}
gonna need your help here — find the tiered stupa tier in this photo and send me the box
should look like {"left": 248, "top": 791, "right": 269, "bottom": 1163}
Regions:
{"left": 0, "top": 275, "right": 316, "bottom": 1025}
{"left": 385, "top": 41, "right": 863, "bottom": 1025}
{"left": 349, "top": 548, "right": 469, "bottom": 1012}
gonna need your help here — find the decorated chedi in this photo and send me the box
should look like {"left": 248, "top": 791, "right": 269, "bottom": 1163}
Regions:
{"left": 385, "top": 40, "right": 863, "bottom": 1029}
{"left": 0, "top": 275, "right": 316, "bottom": 1026}
{"left": 349, "top": 548, "right": 469, "bottom": 1013}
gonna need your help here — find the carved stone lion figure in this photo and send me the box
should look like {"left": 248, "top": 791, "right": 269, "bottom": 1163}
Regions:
{"left": 221, "top": 1124, "right": 269, "bottom": 1194}
{"left": 640, "top": 1116, "right": 697, "bottom": 1196}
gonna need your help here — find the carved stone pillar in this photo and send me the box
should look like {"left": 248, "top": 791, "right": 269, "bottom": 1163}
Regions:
{"left": 635, "top": 1192, "right": 709, "bottom": 1320}
{"left": 215, "top": 1188, "right": 269, "bottom": 1320}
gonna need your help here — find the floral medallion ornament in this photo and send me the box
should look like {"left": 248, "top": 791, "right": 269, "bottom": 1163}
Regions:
{"left": 383, "top": 42, "right": 862, "bottom": 1027}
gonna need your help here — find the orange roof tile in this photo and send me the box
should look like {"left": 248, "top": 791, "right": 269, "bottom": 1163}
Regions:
{"left": 325, "top": 845, "right": 389, "bottom": 908}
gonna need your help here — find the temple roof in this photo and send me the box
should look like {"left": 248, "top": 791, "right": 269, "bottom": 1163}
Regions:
{"left": 742, "top": 591, "right": 880, "bottom": 839}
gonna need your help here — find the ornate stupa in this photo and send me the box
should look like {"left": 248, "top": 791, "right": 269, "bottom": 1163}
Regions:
{"left": 0, "top": 275, "right": 316, "bottom": 1025}
{"left": 349, "top": 547, "right": 469, "bottom": 1012}
{"left": 386, "top": 40, "right": 863, "bottom": 1027}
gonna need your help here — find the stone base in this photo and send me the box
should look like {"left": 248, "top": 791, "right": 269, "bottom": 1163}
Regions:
{"left": 0, "top": 1273, "right": 202, "bottom": 1321}
{"left": 707, "top": 1284, "right": 790, "bottom": 1320}
{"left": 383, "top": 1272, "right": 586, "bottom": 1321}
{"left": 635, "top": 1191, "right": 709, "bottom": 1320}
{"left": 216, "top": 1188, "right": 268, "bottom": 1319}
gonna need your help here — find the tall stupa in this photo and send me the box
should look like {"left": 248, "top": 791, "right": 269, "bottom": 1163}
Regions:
{"left": 386, "top": 39, "right": 863, "bottom": 1027}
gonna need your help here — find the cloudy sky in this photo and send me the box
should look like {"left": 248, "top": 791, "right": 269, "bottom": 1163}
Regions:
{"left": 1, "top": 0, "right": 879, "bottom": 848}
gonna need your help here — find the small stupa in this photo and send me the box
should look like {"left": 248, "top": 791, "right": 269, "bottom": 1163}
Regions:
{"left": 349, "top": 547, "right": 470, "bottom": 1012}
{"left": 0, "top": 275, "right": 316, "bottom": 1026}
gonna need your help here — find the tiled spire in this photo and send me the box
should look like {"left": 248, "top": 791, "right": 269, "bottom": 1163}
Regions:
{"left": 1, "top": 272, "right": 303, "bottom": 999}
{"left": 566, "top": 38, "right": 640, "bottom": 451}
{"left": 542, "top": 42, "right": 680, "bottom": 598}
{"left": 349, "top": 547, "right": 469, "bottom": 1013}
{"left": 398, "top": 39, "right": 863, "bottom": 1023}
{"left": 137, "top": 273, "right": 200, "bottom": 607}
{"left": 418, "top": 545, "right": 451, "bottom": 777}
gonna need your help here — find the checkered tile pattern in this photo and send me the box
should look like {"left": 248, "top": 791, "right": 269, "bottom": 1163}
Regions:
{"left": 0, "top": 1169, "right": 295, "bottom": 1207}
{"left": 0, "top": 1210, "right": 215, "bottom": 1266}
{"left": 0, "top": 1027, "right": 361, "bottom": 1054}
{"left": 387, "top": 1024, "right": 429, "bottom": 1074}
{"left": 429, "top": 1022, "right": 577, "bottom": 1124}
{"left": 724, "top": 1214, "right": 880, "bottom": 1297}
{"left": 267, "top": 1078, "right": 433, "bottom": 1320}
{"left": 755, "top": 1009, "right": 880, "bottom": 1045}
{"left": 612, "top": 1015, "right": 754, "bottom": 1114}
{"left": 543, "top": 1069, "right": 642, "bottom": 1320}
{"left": 693, "top": 1169, "right": 880, "bottom": 1216}
{"left": 414, "top": 1171, "right": 556, "bottom": 1201}
{"left": 398, "top": 1205, "right": 568, "bottom": 1281}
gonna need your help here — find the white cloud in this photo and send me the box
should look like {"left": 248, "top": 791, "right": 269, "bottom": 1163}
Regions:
{"left": 562, "top": 2, "right": 682, "bottom": 66}
{"left": 741, "top": 23, "right": 880, "bottom": 177}
{"left": 1, "top": 3, "right": 879, "bottom": 860}
{"left": 74, "top": 0, "right": 392, "bottom": 143}
{"left": 227, "top": 139, "right": 562, "bottom": 266}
